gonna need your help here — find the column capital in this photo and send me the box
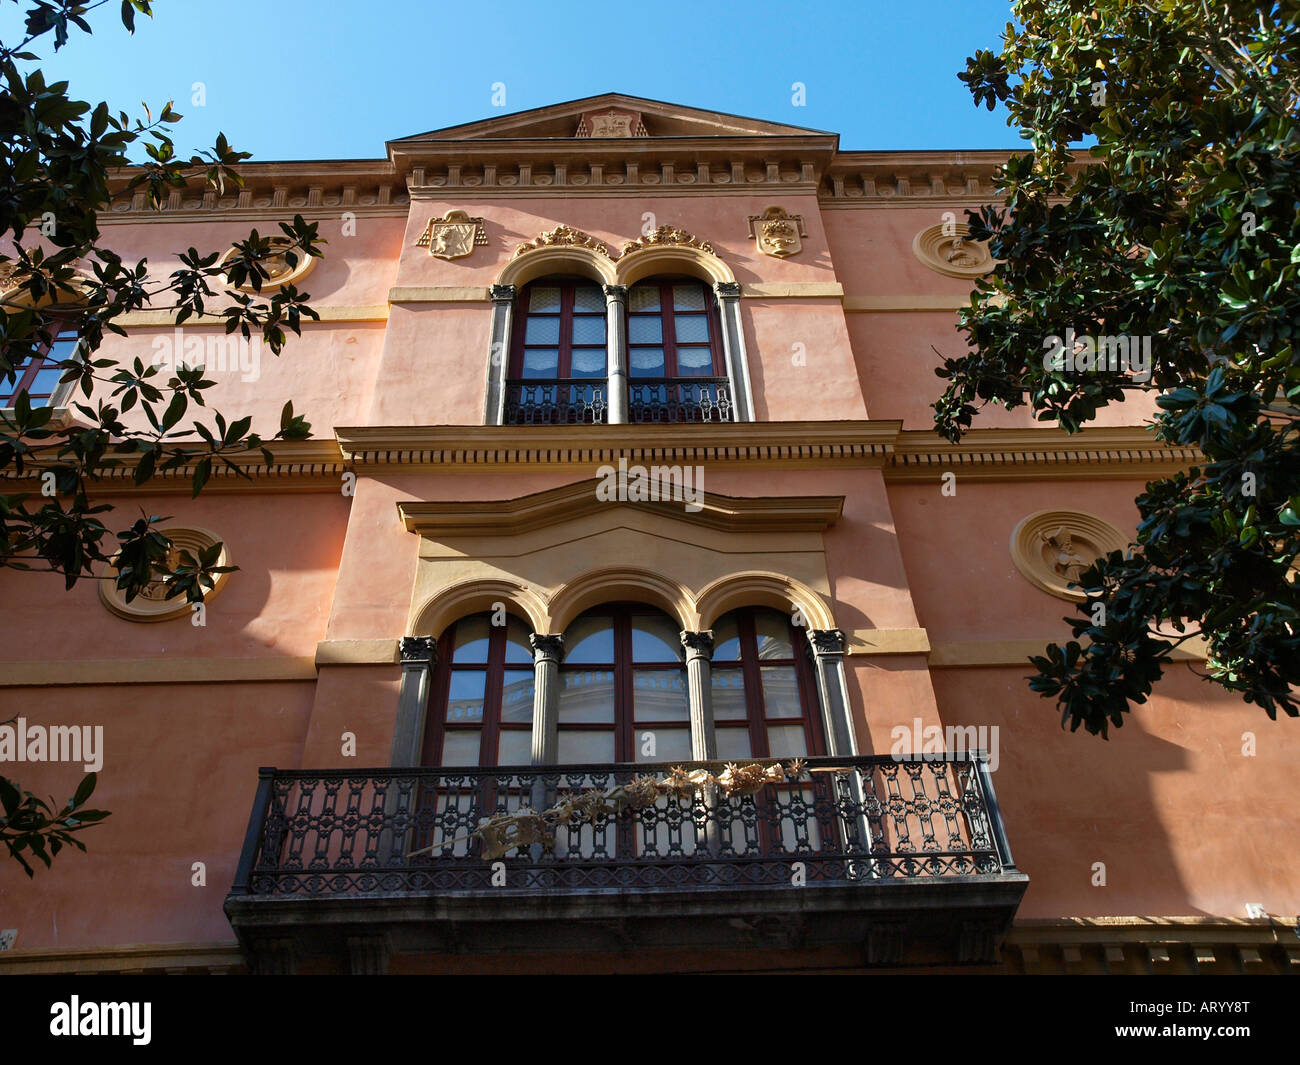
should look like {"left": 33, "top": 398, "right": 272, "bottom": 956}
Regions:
{"left": 489, "top": 283, "right": 517, "bottom": 303}
{"left": 529, "top": 632, "right": 565, "bottom": 663}
{"left": 680, "top": 630, "right": 715, "bottom": 660}
{"left": 714, "top": 280, "right": 742, "bottom": 299}
{"left": 602, "top": 283, "right": 628, "bottom": 302}
{"left": 806, "top": 628, "right": 848, "bottom": 655}
{"left": 399, "top": 635, "right": 437, "bottom": 666}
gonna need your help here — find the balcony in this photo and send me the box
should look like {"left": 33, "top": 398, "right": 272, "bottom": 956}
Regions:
{"left": 225, "top": 755, "right": 1027, "bottom": 973}
{"left": 503, "top": 377, "right": 735, "bottom": 425}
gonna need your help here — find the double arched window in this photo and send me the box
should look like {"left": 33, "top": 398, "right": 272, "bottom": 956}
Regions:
{"left": 503, "top": 275, "right": 734, "bottom": 425}
{"left": 421, "top": 604, "right": 824, "bottom": 769}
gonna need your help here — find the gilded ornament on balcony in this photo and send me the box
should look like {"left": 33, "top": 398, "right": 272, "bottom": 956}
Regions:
{"left": 621, "top": 225, "right": 714, "bottom": 256}
{"left": 911, "top": 221, "right": 995, "bottom": 279}
{"left": 415, "top": 210, "right": 487, "bottom": 259}
{"left": 514, "top": 225, "right": 611, "bottom": 258}
{"left": 747, "top": 207, "right": 806, "bottom": 258}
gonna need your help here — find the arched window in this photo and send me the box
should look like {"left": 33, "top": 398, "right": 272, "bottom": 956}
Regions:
{"left": 709, "top": 608, "right": 825, "bottom": 760}
{"left": 558, "top": 604, "right": 690, "bottom": 764}
{"left": 626, "top": 277, "right": 731, "bottom": 422}
{"left": 421, "top": 612, "right": 536, "bottom": 767}
{"left": 505, "top": 277, "right": 608, "bottom": 424}
{"left": 1, "top": 328, "right": 79, "bottom": 408}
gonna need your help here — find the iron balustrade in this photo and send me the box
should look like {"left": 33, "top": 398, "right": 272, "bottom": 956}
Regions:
{"left": 230, "top": 755, "right": 1016, "bottom": 899}
{"left": 628, "top": 377, "right": 734, "bottom": 422}
{"left": 504, "top": 378, "right": 606, "bottom": 424}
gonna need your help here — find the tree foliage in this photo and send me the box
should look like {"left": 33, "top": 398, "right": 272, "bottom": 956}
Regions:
{"left": 943, "top": 0, "right": 1300, "bottom": 735}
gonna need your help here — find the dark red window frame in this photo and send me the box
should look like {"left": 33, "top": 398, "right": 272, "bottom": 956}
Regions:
{"left": 508, "top": 277, "right": 607, "bottom": 381}
{"left": 626, "top": 277, "right": 724, "bottom": 379}
{"left": 1, "top": 325, "right": 78, "bottom": 407}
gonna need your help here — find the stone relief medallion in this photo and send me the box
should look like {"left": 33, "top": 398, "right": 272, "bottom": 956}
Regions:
{"left": 415, "top": 210, "right": 487, "bottom": 259}
{"left": 99, "top": 526, "right": 232, "bottom": 622}
{"left": 747, "top": 206, "right": 806, "bottom": 258}
{"left": 1010, "top": 510, "right": 1129, "bottom": 601}
{"left": 218, "top": 237, "right": 316, "bottom": 292}
{"left": 912, "top": 222, "right": 995, "bottom": 279}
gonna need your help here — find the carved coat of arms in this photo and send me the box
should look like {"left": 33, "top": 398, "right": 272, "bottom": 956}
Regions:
{"left": 748, "top": 207, "right": 806, "bottom": 258}
{"left": 416, "top": 210, "right": 487, "bottom": 259}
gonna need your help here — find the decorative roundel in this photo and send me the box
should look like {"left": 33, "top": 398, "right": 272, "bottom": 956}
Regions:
{"left": 218, "top": 236, "right": 316, "bottom": 293}
{"left": 911, "top": 222, "right": 995, "bottom": 279}
{"left": 1010, "top": 510, "right": 1128, "bottom": 602}
{"left": 98, "top": 526, "right": 232, "bottom": 622}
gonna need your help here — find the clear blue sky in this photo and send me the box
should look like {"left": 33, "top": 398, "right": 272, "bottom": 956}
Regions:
{"left": 3, "top": 0, "right": 1020, "bottom": 161}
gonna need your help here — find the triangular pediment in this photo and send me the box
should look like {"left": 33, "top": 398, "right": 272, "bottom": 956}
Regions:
{"left": 392, "top": 93, "right": 833, "bottom": 144}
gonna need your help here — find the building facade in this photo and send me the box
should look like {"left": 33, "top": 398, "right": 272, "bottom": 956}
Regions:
{"left": 1, "top": 94, "right": 1297, "bottom": 974}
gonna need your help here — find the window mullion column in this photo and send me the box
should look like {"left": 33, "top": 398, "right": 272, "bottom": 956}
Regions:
{"left": 680, "top": 630, "right": 716, "bottom": 761}
{"left": 391, "top": 636, "right": 437, "bottom": 766}
{"left": 713, "top": 280, "right": 755, "bottom": 422}
{"left": 603, "top": 283, "right": 628, "bottom": 424}
{"left": 485, "top": 284, "right": 516, "bottom": 425}
{"left": 805, "top": 629, "right": 856, "bottom": 757}
{"left": 528, "top": 634, "right": 564, "bottom": 765}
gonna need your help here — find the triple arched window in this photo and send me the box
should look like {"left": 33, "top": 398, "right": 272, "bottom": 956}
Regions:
{"left": 503, "top": 276, "right": 736, "bottom": 425}
{"left": 422, "top": 604, "right": 825, "bottom": 769}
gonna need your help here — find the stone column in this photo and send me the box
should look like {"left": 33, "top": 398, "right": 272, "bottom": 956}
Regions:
{"left": 529, "top": 634, "right": 564, "bottom": 765}
{"left": 483, "top": 283, "right": 516, "bottom": 425}
{"left": 603, "top": 283, "right": 629, "bottom": 424}
{"left": 680, "top": 630, "right": 716, "bottom": 761}
{"left": 390, "top": 636, "right": 436, "bottom": 766}
{"left": 713, "top": 280, "right": 755, "bottom": 421}
{"left": 806, "top": 629, "right": 856, "bottom": 756}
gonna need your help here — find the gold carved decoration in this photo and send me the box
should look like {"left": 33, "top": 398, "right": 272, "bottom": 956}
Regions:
{"left": 218, "top": 237, "right": 317, "bottom": 293}
{"left": 747, "top": 207, "right": 806, "bottom": 258}
{"left": 1010, "top": 510, "right": 1128, "bottom": 602}
{"left": 912, "top": 222, "right": 995, "bottom": 279}
{"left": 513, "top": 225, "right": 611, "bottom": 258}
{"left": 98, "top": 526, "right": 232, "bottom": 622}
{"left": 621, "top": 225, "right": 714, "bottom": 256}
{"left": 415, "top": 210, "right": 487, "bottom": 259}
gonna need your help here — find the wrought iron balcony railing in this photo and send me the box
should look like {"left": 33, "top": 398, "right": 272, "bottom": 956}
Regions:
{"left": 504, "top": 378, "right": 606, "bottom": 424}
{"left": 503, "top": 377, "right": 735, "bottom": 425}
{"left": 230, "top": 755, "right": 1016, "bottom": 900}
{"left": 628, "top": 377, "right": 733, "bottom": 423}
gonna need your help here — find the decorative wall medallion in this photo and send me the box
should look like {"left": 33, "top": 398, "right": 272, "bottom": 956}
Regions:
{"left": 218, "top": 237, "right": 316, "bottom": 292}
{"left": 620, "top": 225, "right": 714, "bottom": 256}
{"left": 99, "top": 526, "right": 232, "bottom": 622}
{"left": 415, "top": 210, "right": 487, "bottom": 259}
{"left": 747, "top": 207, "right": 806, "bottom": 258}
{"left": 514, "top": 225, "right": 611, "bottom": 258}
{"left": 1010, "top": 510, "right": 1128, "bottom": 601}
{"left": 575, "top": 109, "right": 647, "bottom": 138}
{"left": 911, "top": 222, "right": 995, "bottom": 279}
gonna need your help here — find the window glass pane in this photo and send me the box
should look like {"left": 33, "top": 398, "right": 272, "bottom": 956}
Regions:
{"left": 630, "top": 613, "right": 683, "bottom": 661}
{"left": 48, "top": 335, "right": 81, "bottom": 360}
{"left": 676, "top": 347, "right": 713, "bottom": 376}
{"left": 570, "top": 348, "right": 606, "bottom": 377}
{"left": 504, "top": 617, "right": 533, "bottom": 664}
{"left": 638, "top": 727, "right": 690, "bottom": 763}
{"left": 557, "top": 729, "right": 615, "bottom": 764}
{"left": 564, "top": 614, "right": 614, "bottom": 663}
{"left": 674, "top": 315, "right": 710, "bottom": 343}
{"left": 500, "top": 669, "right": 535, "bottom": 722}
{"left": 629, "top": 317, "right": 662, "bottom": 343}
{"left": 715, "top": 726, "right": 753, "bottom": 760}
{"left": 571, "top": 316, "right": 606, "bottom": 344}
{"left": 711, "top": 615, "right": 741, "bottom": 661}
{"left": 760, "top": 666, "right": 802, "bottom": 718}
{"left": 496, "top": 729, "right": 532, "bottom": 767}
{"left": 633, "top": 669, "right": 689, "bottom": 721}
{"left": 522, "top": 349, "right": 559, "bottom": 378}
{"left": 445, "top": 671, "right": 487, "bottom": 723}
{"left": 558, "top": 668, "right": 615, "bottom": 722}
{"left": 629, "top": 286, "right": 660, "bottom": 311}
{"left": 524, "top": 316, "right": 560, "bottom": 344}
{"left": 630, "top": 348, "right": 665, "bottom": 376}
{"left": 711, "top": 667, "right": 748, "bottom": 718}
{"left": 452, "top": 616, "right": 492, "bottom": 663}
{"left": 440, "top": 729, "right": 482, "bottom": 766}
{"left": 30, "top": 367, "right": 64, "bottom": 395}
{"left": 754, "top": 612, "right": 795, "bottom": 658}
{"left": 672, "top": 284, "right": 707, "bottom": 311}
{"left": 529, "top": 286, "right": 561, "bottom": 312}
{"left": 573, "top": 286, "right": 604, "bottom": 312}
{"left": 766, "top": 724, "right": 808, "bottom": 759}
